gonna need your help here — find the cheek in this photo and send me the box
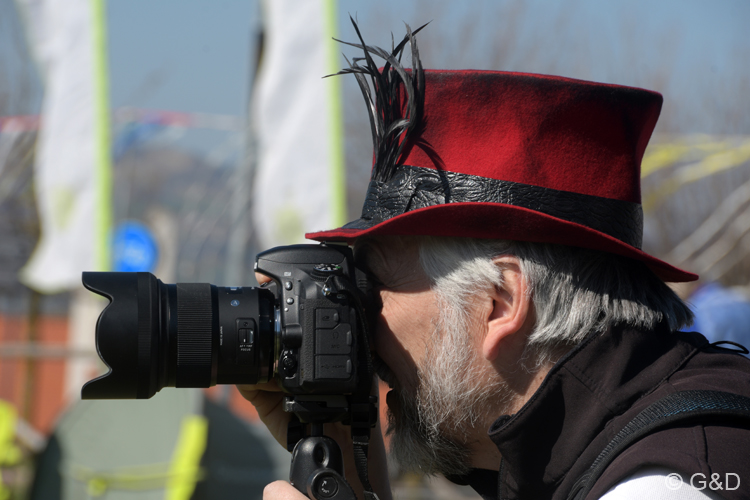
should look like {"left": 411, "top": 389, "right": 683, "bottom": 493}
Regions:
{"left": 374, "top": 289, "right": 438, "bottom": 382}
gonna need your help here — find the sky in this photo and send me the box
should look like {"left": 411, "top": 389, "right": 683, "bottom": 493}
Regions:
{"left": 107, "top": 0, "right": 257, "bottom": 117}
{"left": 100, "top": 0, "right": 750, "bottom": 150}
{"left": 3, "top": 0, "right": 748, "bottom": 145}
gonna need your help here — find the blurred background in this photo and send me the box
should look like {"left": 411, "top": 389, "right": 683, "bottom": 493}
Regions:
{"left": 1, "top": 0, "right": 749, "bottom": 498}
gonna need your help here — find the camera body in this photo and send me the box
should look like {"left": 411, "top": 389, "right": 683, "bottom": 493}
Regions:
{"left": 255, "top": 244, "right": 364, "bottom": 395}
{"left": 81, "top": 244, "right": 372, "bottom": 401}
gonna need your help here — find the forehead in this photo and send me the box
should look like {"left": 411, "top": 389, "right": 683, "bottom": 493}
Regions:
{"left": 354, "top": 236, "right": 424, "bottom": 283}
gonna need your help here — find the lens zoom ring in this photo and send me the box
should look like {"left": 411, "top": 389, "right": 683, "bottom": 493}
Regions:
{"left": 176, "top": 283, "right": 213, "bottom": 387}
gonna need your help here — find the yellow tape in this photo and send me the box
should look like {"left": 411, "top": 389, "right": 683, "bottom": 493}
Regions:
{"left": 643, "top": 140, "right": 750, "bottom": 212}
{"left": 0, "top": 400, "right": 22, "bottom": 500}
{"left": 671, "top": 142, "right": 750, "bottom": 184}
{"left": 66, "top": 415, "right": 208, "bottom": 498}
{"left": 70, "top": 462, "right": 175, "bottom": 493}
{"left": 641, "top": 143, "right": 693, "bottom": 177}
{"left": 641, "top": 135, "right": 750, "bottom": 178}
{"left": 165, "top": 415, "right": 209, "bottom": 500}
{"left": 87, "top": 477, "right": 108, "bottom": 497}
{"left": 0, "top": 401, "right": 21, "bottom": 466}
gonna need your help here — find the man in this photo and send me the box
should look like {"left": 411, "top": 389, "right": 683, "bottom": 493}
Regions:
{"left": 241, "top": 25, "right": 750, "bottom": 500}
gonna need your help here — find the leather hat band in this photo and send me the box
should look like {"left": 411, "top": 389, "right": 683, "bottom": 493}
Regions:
{"left": 344, "top": 165, "right": 644, "bottom": 249}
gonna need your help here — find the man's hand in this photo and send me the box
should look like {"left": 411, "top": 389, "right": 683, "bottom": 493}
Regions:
{"left": 237, "top": 380, "right": 291, "bottom": 448}
{"left": 237, "top": 273, "right": 295, "bottom": 448}
{"left": 238, "top": 273, "right": 393, "bottom": 500}
{"left": 237, "top": 381, "right": 392, "bottom": 500}
{"left": 264, "top": 481, "right": 308, "bottom": 500}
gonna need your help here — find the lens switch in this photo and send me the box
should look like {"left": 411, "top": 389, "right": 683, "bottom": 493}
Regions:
{"left": 237, "top": 318, "right": 256, "bottom": 345}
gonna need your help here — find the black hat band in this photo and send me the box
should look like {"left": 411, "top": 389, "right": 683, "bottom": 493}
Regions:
{"left": 344, "top": 165, "right": 644, "bottom": 249}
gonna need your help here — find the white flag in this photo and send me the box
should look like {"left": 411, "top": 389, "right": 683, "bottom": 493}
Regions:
{"left": 16, "top": 0, "right": 112, "bottom": 293}
{"left": 251, "top": 0, "right": 345, "bottom": 249}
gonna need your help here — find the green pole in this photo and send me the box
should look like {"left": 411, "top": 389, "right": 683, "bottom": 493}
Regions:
{"left": 90, "top": 0, "right": 113, "bottom": 271}
{"left": 323, "top": 0, "right": 347, "bottom": 227}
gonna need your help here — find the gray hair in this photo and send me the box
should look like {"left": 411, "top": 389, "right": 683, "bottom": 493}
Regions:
{"left": 415, "top": 236, "right": 694, "bottom": 369}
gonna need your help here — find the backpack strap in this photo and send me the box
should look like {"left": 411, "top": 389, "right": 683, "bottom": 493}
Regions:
{"left": 567, "top": 390, "right": 750, "bottom": 500}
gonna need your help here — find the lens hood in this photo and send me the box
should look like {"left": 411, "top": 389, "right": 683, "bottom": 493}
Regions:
{"left": 81, "top": 272, "right": 164, "bottom": 399}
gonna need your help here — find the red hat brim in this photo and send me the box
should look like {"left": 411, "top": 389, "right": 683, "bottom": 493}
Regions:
{"left": 306, "top": 202, "right": 697, "bottom": 283}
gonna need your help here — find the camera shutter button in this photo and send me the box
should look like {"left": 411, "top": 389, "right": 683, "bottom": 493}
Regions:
{"left": 315, "top": 474, "right": 338, "bottom": 498}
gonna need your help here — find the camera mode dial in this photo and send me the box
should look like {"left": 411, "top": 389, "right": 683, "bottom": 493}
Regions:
{"left": 311, "top": 264, "right": 343, "bottom": 281}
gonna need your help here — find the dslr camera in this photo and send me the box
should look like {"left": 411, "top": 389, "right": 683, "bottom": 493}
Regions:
{"left": 82, "top": 244, "right": 379, "bottom": 499}
{"left": 81, "top": 244, "right": 378, "bottom": 500}
{"left": 82, "top": 244, "right": 374, "bottom": 409}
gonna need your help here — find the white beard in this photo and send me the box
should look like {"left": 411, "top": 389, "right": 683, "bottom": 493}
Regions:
{"left": 384, "top": 297, "right": 514, "bottom": 477}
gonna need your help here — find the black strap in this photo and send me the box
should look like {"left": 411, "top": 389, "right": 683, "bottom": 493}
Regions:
{"left": 331, "top": 275, "right": 380, "bottom": 500}
{"left": 567, "top": 390, "right": 750, "bottom": 500}
{"left": 287, "top": 414, "right": 306, "bottom": 452}
{"left": 707, "top": 340, "right": 750, "bottom": 355}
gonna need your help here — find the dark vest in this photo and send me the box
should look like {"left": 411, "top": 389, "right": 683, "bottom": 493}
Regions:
{"left": 452, "top": 325, "right": 750, "bottom": 500}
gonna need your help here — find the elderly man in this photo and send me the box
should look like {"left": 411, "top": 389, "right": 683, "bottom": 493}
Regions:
{"left": 241, "top": 25, "right": 750, "bottom": 500}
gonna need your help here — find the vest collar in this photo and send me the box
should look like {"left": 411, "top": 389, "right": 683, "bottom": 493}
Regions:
{"left": 487, "top": 326, "right": 701, "bottom": 499}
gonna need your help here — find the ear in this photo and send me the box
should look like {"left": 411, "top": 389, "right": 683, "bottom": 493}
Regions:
{"left": 482, "top": 256, "right": 532, "bottom": 362}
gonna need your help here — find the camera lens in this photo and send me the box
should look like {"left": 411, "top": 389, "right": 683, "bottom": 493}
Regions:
{"left": 81, "top": 272, "right": 276, "bottom": 399}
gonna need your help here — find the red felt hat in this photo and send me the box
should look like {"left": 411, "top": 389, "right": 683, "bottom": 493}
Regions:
{"left": 306, "top": 28, "right": 696, "bottom": 282}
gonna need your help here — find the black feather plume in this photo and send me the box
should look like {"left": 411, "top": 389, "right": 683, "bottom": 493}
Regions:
{"left": 329, "top": 18, "right": 427, "bottom": 182}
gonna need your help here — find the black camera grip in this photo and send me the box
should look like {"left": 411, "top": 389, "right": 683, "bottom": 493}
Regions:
{"left": 290, "top": 436, "right": 357, "bottom": 500}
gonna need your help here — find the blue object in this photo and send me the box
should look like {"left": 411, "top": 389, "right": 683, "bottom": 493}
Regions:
{"left": 113, "top": 221, "right": 159, "bottom": 272}
{"left": 684, "top": 282, "right": 750, "bottom": 355}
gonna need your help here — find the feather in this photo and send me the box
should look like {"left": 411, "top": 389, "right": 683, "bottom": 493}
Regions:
{"left": 327, "top": 18, "right": 428, "bottom": 182}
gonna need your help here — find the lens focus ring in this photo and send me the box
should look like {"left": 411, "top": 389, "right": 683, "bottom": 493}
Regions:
{"left": 176, "top": 283, "right": 213, "bottom": 387}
